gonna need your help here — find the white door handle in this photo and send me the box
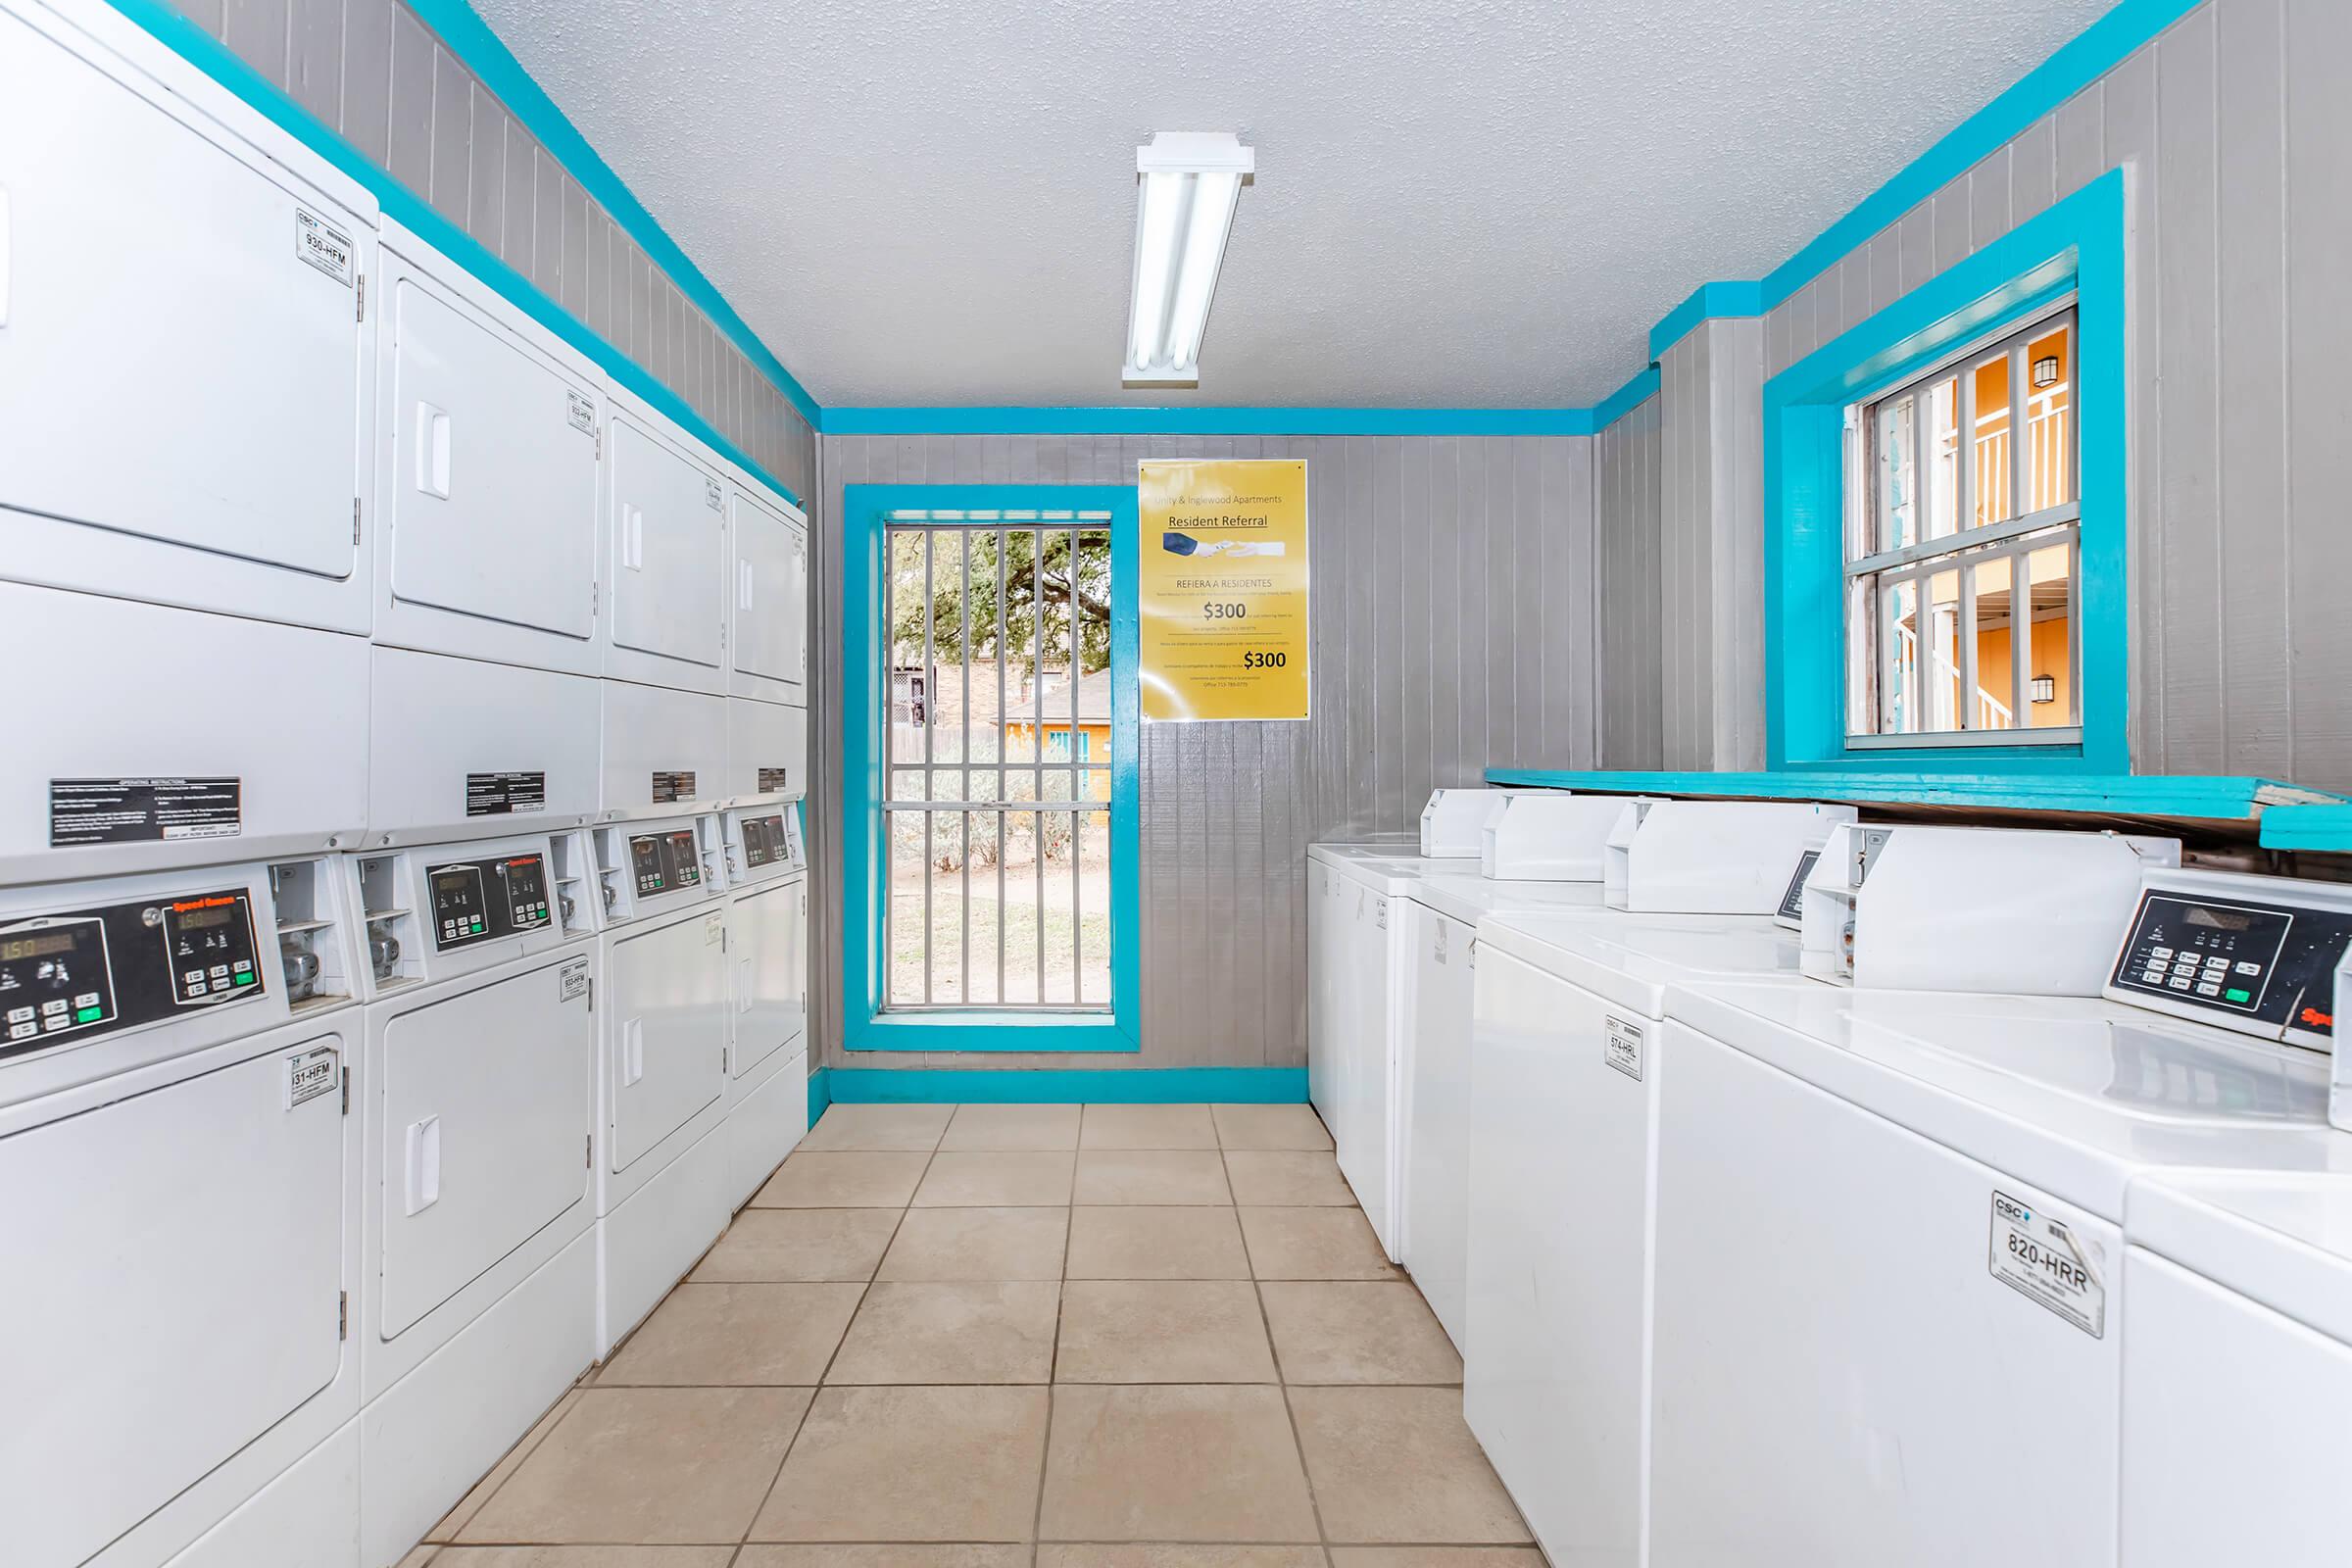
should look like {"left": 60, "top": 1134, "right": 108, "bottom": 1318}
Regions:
{"left": 739, "top": 954, "right": 754, "bottom": 1013}
{"left": 403, "top": 1115, "right": 442, "bottom": 1215}
{"left": 0, "top": 185, "right": 12, "bottom": 328}
{"left": 738, "top": 560, "right": 754, "bottom": 611}
{"left": 623, "top": 505, "right": 645, "bottom": 569}
{"left": 622, "top": 1017, "right": 645, "bottom": 1085}
{"left": 415, "top": 402, "right": 452, "bottom": 497}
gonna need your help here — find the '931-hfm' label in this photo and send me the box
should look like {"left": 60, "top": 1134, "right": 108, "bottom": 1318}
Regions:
{"left": 1988, "top": 1191, "right": 2106, "bottom": 1338}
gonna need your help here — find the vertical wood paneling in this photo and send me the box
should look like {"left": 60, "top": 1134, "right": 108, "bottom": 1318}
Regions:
{"left": 427, "top": 44, "right": 468, "bottom": 218}
{"left": 813, "top": 430, "right": 1595, "bottom": 1072}
{"left": 384, "top": 5, "right": 431, "bottom": 194}
{"left": 2214, "top": 0, "right": 2290, "bottom": 775}
{"left": 1597, "top": 398, "right": 1664, "bottom": 768}
{"left": 2155, "top": 6, "right": 2225, "bottom": 770}
{"left": 2285, "top": 0, "right": 2352, "bottom": 786}
{"left": 341, "top": 0, "right": 394, "bottom": 165}
{"left": 285, "top": 0, "right": 342, "bottom": 125}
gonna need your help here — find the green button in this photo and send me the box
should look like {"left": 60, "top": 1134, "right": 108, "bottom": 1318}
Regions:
{"left": 471, "top": 918, "right": 484, "bottom": 931}
{"left": 2225, "top": 988, "right": 2251, "bottom": 1004}
{"left": 75, "top": 1005, "right": 103, "bottom": 1023}
{"left": 234, "top": 972, "right": 256, "bottom": 986}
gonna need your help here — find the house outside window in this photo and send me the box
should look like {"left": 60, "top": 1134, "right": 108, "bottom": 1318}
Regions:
{"left": 1843, "top": 302, "right": 2080, "bottom": 746}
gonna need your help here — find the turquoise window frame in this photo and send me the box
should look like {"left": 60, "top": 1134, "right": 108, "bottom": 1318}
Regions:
{"left": 841, "top": 483, "right": 1143, "bottom": 1053}
{"left": 1764, "top": 169, "right": 2128, "bottom": 774}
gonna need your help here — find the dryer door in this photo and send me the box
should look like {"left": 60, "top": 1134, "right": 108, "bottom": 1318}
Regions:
{"left": 608, "top": 418, "right": 725, "bottom": 676}
{"left": 0, "top": 1035, "right": 347, "bottom": 1568}
{"left": 729, "top": 489, "right": 808, "bottom": 703}
{"left": 610, "top": 910, "right": 728, "bottom": 1170}
{"left": 377, "top": 956, "right": 595, "bottom": 1338}
{"left": 385, "top": 271, "right": 599, "bottom": 655}
{"left": 731, "top": 878, "right": 808, "bottom": 1079}
{"left": 0, "top": 10, "right": 363, "bottom": 601}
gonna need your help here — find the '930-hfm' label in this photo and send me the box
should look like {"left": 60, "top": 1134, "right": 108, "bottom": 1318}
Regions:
{"left": 1988, "top": 1191, "right": 2106, "bottom": 1338}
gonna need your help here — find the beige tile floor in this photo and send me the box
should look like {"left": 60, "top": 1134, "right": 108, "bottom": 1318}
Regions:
{"left": 403, "top": 1102, "right": 1543, "bottom": 1568}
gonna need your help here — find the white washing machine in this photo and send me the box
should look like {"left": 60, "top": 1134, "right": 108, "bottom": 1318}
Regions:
{"left": 1648, "top": 864, "right": 2352, "bottom": 1568}
{"left": 2119, "top": 1170, "right": 2352, "bottom": 1568}
{"left": 1459, "top": 798, "right": 1856, "bottom": 1568}
{"left": 602, "top": 389, "right": 729, "bottom": 697}
{"left": 719, "top": 801, "right": 810, "bottom": 1208}
{"left": 591, "top": 811, "right": 733, "bottom": 1351}
{"left": 0, "top": 854, "right": 366, "bottom": 1568}
{"left": 1396, "top": 869, "right": 1607, "bottom": 1349}
{"left": 725, "top": 470, "right": 809, "bottom": 709}
{"left": 338, "top": 830, "right": 601, "bottom": 1566}
{"left": 1306, "top": 840, "right": 1442, "bottom": 1256}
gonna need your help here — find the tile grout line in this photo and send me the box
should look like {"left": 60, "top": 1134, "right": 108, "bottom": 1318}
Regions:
{"left": 731, "top": 1104, "right": 948, "bottom": 1551}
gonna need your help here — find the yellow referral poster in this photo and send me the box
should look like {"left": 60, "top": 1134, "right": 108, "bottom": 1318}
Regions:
{"left": 1137, "top": 459, "right": 1311, "bottom": 722}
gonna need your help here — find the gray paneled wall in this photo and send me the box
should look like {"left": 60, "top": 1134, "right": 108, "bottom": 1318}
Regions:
{"left": 172, "top": 0, "right": 816, "bottom": 499}
{"left": 1595, "top": 398, "right": 1665, "bottom": 768}
{"left": 1753, "top": 0, "right": 2351, "bottom": 791}
{"left": 812, "top": 433, "right": 1598, "bottom": 1071}
{"left": 1658, "top": 318, "right": 1767, "bottom": 771}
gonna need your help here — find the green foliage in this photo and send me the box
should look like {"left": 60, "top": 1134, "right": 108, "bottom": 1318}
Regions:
{"left": 891, "top": 527, "right": 1110, "bottom": 675}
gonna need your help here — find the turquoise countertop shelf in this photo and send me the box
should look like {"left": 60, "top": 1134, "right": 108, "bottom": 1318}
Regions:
{"left": 1480, "top": 770, "right": 2347, "bottom": 824}
{"left": 2260, "top": 804, "right": 2352, "bottom": 853}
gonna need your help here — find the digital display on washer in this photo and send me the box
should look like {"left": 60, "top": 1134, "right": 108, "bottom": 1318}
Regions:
{"left": 429, "top": 855, "right": 554, "bottom": 949}
{"left": 2, "top": 886, "right": 262, "bottom": 1059}
{"left": 2110, "top": 893, "right": 2352, "bottom": 1038}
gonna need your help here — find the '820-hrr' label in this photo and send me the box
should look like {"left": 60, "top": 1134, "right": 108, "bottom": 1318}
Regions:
{"left": 1987, "top": 1191, "right": 2106, "bottom": 1338}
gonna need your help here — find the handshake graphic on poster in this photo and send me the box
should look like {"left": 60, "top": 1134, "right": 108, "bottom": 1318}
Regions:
{"left": 1161, "top": 530, "right": 1288, "bottom": 559}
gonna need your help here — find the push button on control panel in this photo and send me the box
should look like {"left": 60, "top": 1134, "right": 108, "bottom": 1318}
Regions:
{"left": 2110, "top": 890, "right": 2352, "bottom": 1039}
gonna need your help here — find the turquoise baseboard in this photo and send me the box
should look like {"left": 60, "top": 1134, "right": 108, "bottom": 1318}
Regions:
{"left": 808, "top": 1065, "right": 1307, "bottom": 1105}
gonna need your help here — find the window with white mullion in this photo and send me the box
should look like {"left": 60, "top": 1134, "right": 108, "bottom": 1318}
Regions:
{"left": 1846, "top": 301, "right": 2082, "bottom": 743}
{"left": 880, "top": 513, "right": 1116, "bottom": 1013}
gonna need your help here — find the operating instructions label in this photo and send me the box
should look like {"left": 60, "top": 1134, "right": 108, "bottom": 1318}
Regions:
{"left": 758, "top": 767, "right": 791, "bottom": 793}
{"left": 466, "top": 771, "right": 547, "bottom": 816}
{"left": 1603, "top": 1015, "right": 1644, "bottom": 1081}
{"left": 1988, "top": 1191, "right": 2106, "bottom": 1338}
{"left": 652, "top": 770, "right": 697, "bottom": 805}
{"left": 50, "top": 777, "right": 242, "bottom": 846}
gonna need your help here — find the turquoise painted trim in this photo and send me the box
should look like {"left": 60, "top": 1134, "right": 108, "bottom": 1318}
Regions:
{"left": 1648, "top": 0, "right": 2202, "bottom": 361}
{"left": 1591, "top": 367, "right": 1662, "bottom": 432}
{"left": 1762, "top": 172, "right": 2127, "bottom": 775}
{"left": 403, "top": 0, "right": 821, "bottom": 425}
{"left": 840, "top": 484, "right": 1143, "bottom": 1053}
{"left": 821, "top": 406, "right": 1599, "bottom": 438}
{"left": 2260, "top": 805, "right": 2352, "bottom": 854}
{"left": 1480, "top": 768, "right": 2346, "bottom": 821}
{"left": 101, "top": 0, "right": 805, "bottom": 508}
{"left": 807, "top": 1065, "right": 832, "bottom": 1126}
{"left": 1648, "top": 281, "right": 1767, "bottom": 362}
{"left": 825, "top": 1067, "right": 1308, "bottom": 1104}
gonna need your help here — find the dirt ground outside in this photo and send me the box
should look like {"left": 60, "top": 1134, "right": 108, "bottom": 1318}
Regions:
{"left": 887, "top": 858, "right": 1111, "bottom": 1008}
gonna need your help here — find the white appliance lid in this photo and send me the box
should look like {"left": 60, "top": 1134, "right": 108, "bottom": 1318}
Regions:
{"left": 2127, "top": 1171, "right": 2352, "bottom": 1348}
{"left": 1476, "top": 908, "right": 1806, "bottom": 1017}
{"left": 1672, "top": 980, "right": 2352, "bottom": 1223}
{"left": 1408, "top": 872, "right": 1608, "bottom": 927}
{"left": 1308, "top": 841, "right": 1447, "bottom": 895}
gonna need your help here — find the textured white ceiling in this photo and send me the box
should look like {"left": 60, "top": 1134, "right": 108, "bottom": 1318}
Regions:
{"left": 473, "top": 0, "right": 2118, "bottom": 409}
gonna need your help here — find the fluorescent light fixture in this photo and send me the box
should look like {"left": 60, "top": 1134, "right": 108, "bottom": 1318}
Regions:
{"left": 1125, "top": 131, "right": 1254, "bottom": 385}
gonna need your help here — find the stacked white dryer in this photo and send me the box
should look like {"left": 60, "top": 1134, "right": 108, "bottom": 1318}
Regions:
{"left": 0, "top": 3, "right": 378, "bottom": 1562}
{"left": 718, "top": 799, "right": 811, "bottom": 1207}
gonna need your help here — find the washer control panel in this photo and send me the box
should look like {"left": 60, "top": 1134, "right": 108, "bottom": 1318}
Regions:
{"left": 627, "top": 829, "right": 703, "bottom": 898}
{"left": 2110, "top": 891, "right": 2352, "bottom": 1040}
{"left": 740, "top": 812, "right": 798, "bottom": 871}
{"left": 1, "top": 888, "right": 261, "bottom": 1058}
{"left": 426, "top": 853, "right": 553, "bottom": 951}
